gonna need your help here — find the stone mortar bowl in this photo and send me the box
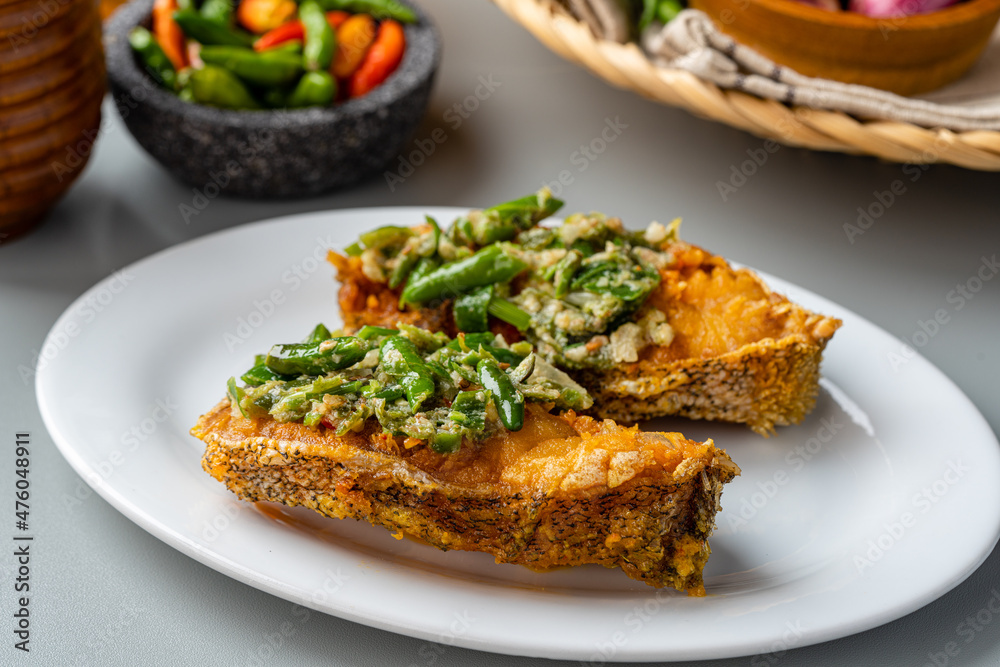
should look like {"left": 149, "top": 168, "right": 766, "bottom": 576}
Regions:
{"left": 104, "top": 0, "right": 440, "bottom": 198}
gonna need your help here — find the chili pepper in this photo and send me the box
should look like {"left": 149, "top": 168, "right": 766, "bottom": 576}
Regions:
{"left": 200, "top": 45, "right": 303, "bottom": 85}
{"left": 356, "top": 325, "right": 399, "bottom": 340}
{"left": 241, "top": 363, "right": 294, "bottom": 385}
{"left": 406, "top": 256, "right": 438, "bottom": 284}
{"left": 453, "top": 190, "right": 564, "bottom": 246}
{"left": 129, "top": 27, "right": 178, "bottom": 90}
{"left": 453, "top": 284, "right": 492, "bottom": 333}
{"left": 267, "top": 39, "right": 303, "bottom": 53}
{"left": 379, "top": 336, "right": 436, "bottom": 412}
{"left": 477, "top": 358, "right": 524, "bottom": 431}
{"left": 188, "top": 65, "right": 262, "bottom": 108}
{"left": 372, "top": 386, "right": 405, "bottom": 401}
{"left": 549, "top": 249, "right": 581, "bottom": 298}
{"left": 419, "top": 216, "right": 441, "bottom": 255}
{"left": 388, "top": 218, "right": 439, "bottom": 289}
{"left": 300, "top": 0, "right": 335, "bottom": 71}
{"left": 326, "top": 10, "right": 350, "bottom": 27}
{"left": 332, "top": 12, "right": 376, "bottom": 78}
{"left": 429, "top": 431, "right": 462, "bottom": 454}
{"left": 396, "top": 256, "right": 438, "bottom": 309}
{"left": 348, "top": 19, "right": 404, "bottom": 98}
{"left": 265, "top": 336, "right": 369, "bottom": 375}
{"left": 253, "top": 10, "right": 348, "bottom": 51}
{"left": 254, "top": 19, "right": 303, "bottom": 50}
{"left": 359, "top": 225, "right": 412, "bottom": 249}
{"left": 484, "top": 189, "right": 564, "bottom": 234}
{"left": 316, "top": 0, "right": 416, "bottom": 23}
{"left": 237, "top": 0, "right": 297, "bottom": 34}
{"left": 448, "top": 391, "right": 487, "bottom": 432}
{"left": 153, "top": 0, "right": 188, "bottom": 70}
{"left": 199, "top": 0, "right": 234, "bottom": 25}
{"left": 303, "top": 323, "right": 332, "bottom": 343}
{"left": 173, "top": 9, "right": 256, "bottom": 46}
{"left": 388, "top": 248, "right": 420, "bottom": 290}
{"left": 286, "top": 71, "right": 337, "bottom": 107}
{"left": 400, "top": 245, "right": 527, "bottom": 306}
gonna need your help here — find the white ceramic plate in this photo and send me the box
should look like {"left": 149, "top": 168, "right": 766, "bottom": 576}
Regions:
{"left": 37, "top": 208, "right": 1000, "bottom": 662}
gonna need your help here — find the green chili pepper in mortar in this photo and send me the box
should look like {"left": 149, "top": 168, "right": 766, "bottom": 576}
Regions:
{"left": 173, "top": 9, "right": 256, "bottom": 47}
{"left": 316, "top": 0, "right": 416, "bottom": 23}
{"left": 300, "top": 0, "right": 335, "bottom": 71}
{"left": 129, "top": 26, "right": 178, "bottom": 90}
{"left": 200, "top": 46, "right": 304, "bottom": 86}
{"left": 286, "top": 71, "right": 337, "bottom": 107}
{"left": 188, "top": 65, "right": 262, "bottom": 109}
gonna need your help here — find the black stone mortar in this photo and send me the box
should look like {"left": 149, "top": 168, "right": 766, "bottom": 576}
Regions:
{"left": 104, "top": 0, "right": 440, "bottom": 198}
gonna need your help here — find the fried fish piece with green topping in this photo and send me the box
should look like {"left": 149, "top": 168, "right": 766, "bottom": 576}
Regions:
{"left": 330, "top": 190, "right": 841, "bottom": 434}
{"left": 192, "top": 324, "right": 739, "bottom": 594}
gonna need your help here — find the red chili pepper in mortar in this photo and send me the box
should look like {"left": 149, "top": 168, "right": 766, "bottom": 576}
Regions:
{"left": 254, "top": 10, "right": 349, "bottom": 52}
{"left": 348, "top": 19, "right": 404, "bottom": 98}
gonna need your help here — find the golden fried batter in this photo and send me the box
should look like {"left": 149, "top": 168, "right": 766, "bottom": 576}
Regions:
{"left": 193, "top": 401, "right": 739, "bottom": 595}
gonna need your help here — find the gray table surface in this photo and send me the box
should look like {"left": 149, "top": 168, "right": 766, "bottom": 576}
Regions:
{"left": 3, "top": 0, "right": 1000, "bottom": 664}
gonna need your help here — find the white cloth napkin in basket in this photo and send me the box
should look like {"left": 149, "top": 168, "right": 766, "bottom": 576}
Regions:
{"left": 643, "top": 10, "right": 1000, "bottom": 131}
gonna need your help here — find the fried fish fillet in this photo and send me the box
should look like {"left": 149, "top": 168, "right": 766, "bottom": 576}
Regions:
{"left": 330, "top": 241, "right": 841, "bottom": 434}
{"left": 194, "top": 401, "right": 739, "bottom": 595}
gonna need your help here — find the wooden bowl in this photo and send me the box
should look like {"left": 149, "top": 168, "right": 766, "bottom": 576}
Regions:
{"left": 0, "top": 0, "right": 105, "bottom": 240}
{"left": 689, "top": 0, "right": 1000, "bottom": 95}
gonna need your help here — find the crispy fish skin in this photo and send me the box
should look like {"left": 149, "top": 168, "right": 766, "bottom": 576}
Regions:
{"left": 578, "top": 332, "right": 830, "bottom": 434}
{"left": 193, "top": 401, "right": 739, "bottom": 595}
{"left": 329, "top": 242, "right": 841, "bottom": 435}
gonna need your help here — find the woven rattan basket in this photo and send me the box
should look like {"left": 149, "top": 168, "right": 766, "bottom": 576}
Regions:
{"left": 492, "top": 0, "right": 1000, "bottom": 170}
